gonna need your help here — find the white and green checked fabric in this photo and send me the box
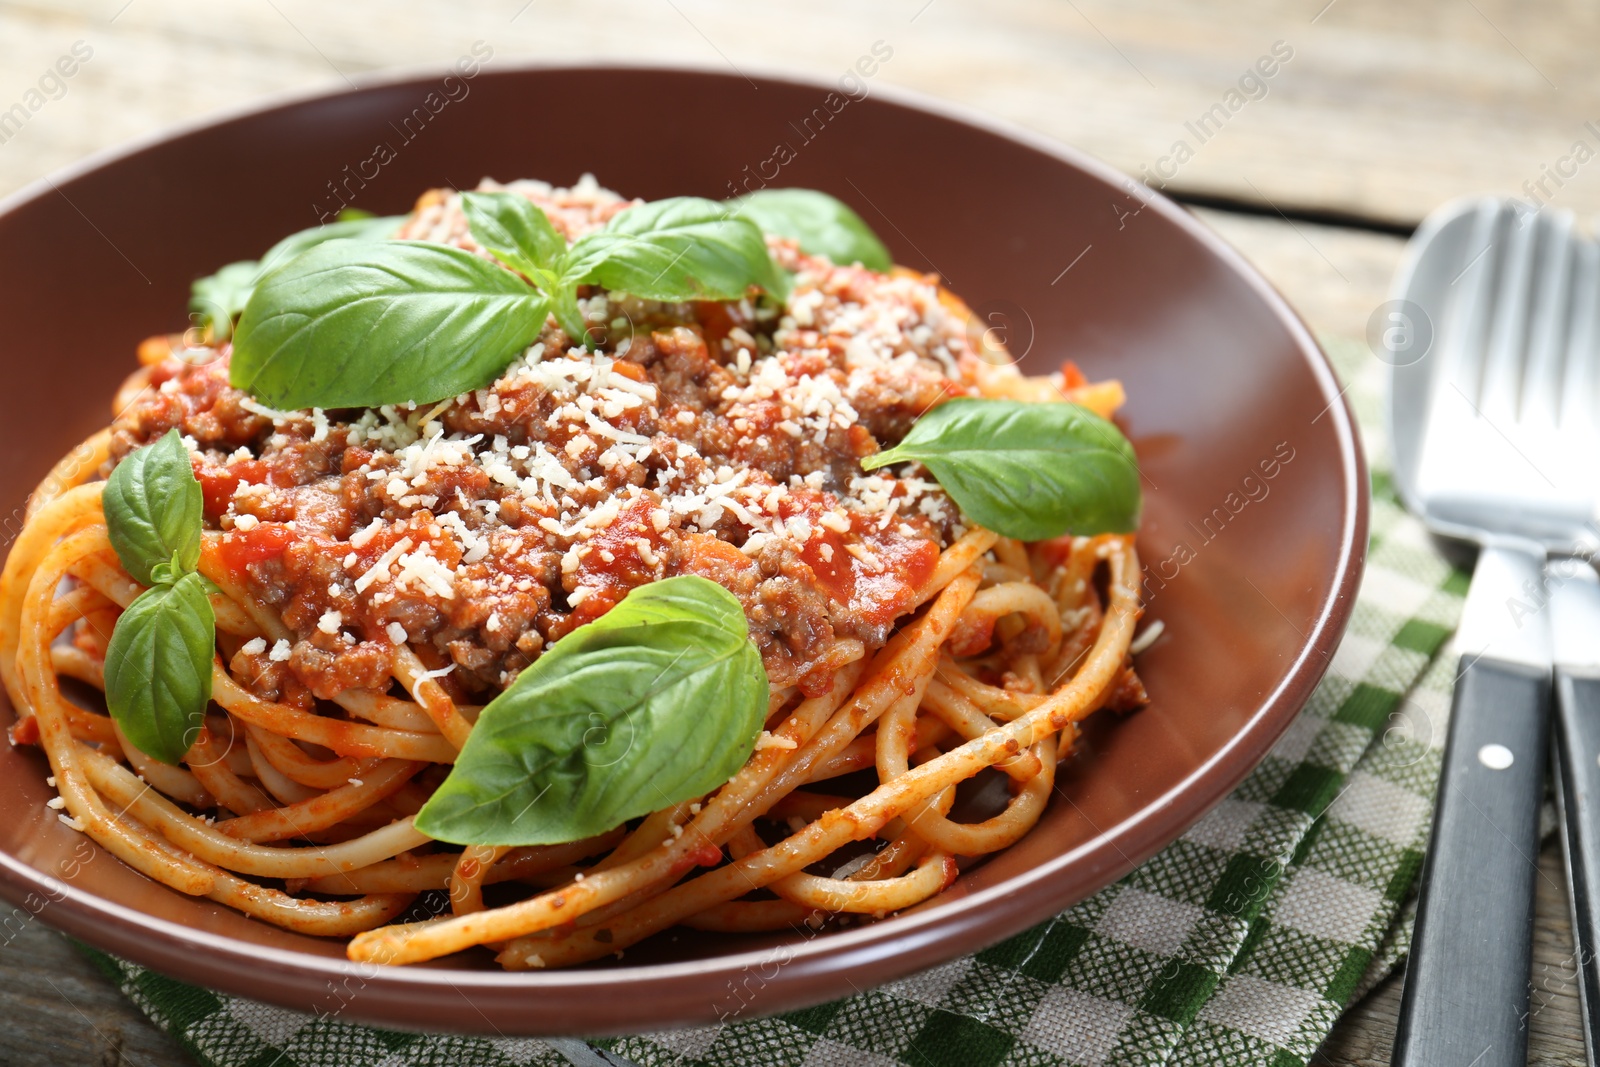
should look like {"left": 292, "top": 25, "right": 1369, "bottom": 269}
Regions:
{"left": 77, "top": 336, "right": 1471, "bottom": 1067}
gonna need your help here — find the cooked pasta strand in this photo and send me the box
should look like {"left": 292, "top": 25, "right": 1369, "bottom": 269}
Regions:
{"left": 5, "top": 410, "right": 1145, "bottom": 972}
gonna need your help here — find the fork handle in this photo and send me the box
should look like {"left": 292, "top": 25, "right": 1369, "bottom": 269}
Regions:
{"left": 1394, "top": 656, "right": 1549, "bottom": 1067}
{"left": 1394, "top": 545, "right": 1550, "bottom": 1067}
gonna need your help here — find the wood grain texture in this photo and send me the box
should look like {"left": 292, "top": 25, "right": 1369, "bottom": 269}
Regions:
{"left": 0, "top": 920, "right": 190, "bottom": 1066}
{"left": 2, "top": 0, "right": 1600, "bottom": 225}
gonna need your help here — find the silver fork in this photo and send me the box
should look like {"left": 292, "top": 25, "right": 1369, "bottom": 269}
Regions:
{"left": 1387, "top": 197, "right": 1600, "bottom": 1067}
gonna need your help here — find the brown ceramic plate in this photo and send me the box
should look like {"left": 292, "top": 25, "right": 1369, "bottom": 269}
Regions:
{"left": 0, "top": 63, "right": 1364, "bottom": 1035}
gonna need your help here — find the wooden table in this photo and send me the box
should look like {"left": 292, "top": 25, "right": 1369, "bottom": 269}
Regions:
{"left": 0, "top": 1, "right": 1591, "bottom": 1063}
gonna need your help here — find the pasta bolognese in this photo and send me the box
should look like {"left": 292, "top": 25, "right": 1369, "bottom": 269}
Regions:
{"left": 0, "top": 176, "right": 1149, "bottom": 969}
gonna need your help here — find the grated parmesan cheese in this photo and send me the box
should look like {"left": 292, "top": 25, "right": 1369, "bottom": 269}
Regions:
{"left": 1129, "top": 619, "right": 1165, "bottom": 655}
{"left": 349, "top": 519, "right": 383, "bottom": 549}
{"left": 354, "top": 537, "right": 414, "bottom": 594}
{"left": 118, "top": 185, "right": 997, "bottom": 709}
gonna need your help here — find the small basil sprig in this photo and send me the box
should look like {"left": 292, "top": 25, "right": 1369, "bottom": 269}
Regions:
{"left": 101, "top": 430, "right": 215, "bottom": 764}
{"left": 465, "top": 191, "right": 790, "bottom": 337}
{"left": 460, "top": 191, "right": 567, "bottom": 284}
{"left": 103, "top": 572, "right": 215, "bottom": 765}
{"left": 458, "top": 191, "right": 587, "bottom": 340}
{"left": 102, "top": 429, "right": 203, "bottom": 586}
{"left": 415, "top": 576, "right": 768, "bottom": 846}
{"left": 190, "top": 211, "right": 403, "bottom": 342}
{"left": 860, "top": 398, "right": 1141, "bottom": 541}
{"left": 728, "top": 188, "right": 891, "bottom": 272}
{"left": 231, "top": 194, "right": 787, "bottom": 410}
{"left": 189, "top": 261, "right": 259, "bottom": 344}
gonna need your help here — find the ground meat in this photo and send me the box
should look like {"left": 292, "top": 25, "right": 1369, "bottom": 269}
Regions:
{"left": 109, "top": 177, "right": 1022, "bottom": 700}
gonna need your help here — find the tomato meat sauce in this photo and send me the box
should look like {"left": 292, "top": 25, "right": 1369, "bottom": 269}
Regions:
{"left": 107, "top": 178, "right": 1006, "bottom": 706}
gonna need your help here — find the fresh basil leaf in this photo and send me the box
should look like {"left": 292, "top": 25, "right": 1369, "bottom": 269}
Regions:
{"left": 148, "top": 552, "right": 180, "bottom": 586}
{"left": 729, "top": 188, "right": 892, "bottom": 272}
{"left": 259, "top": 213, "right": 406, "bottom": 276}
{"left": 548, "top": 285, "right": 589, "bottom": 345}
{"left": 460, "top": 191, "right": 590, "bottom": 339}
{"left": 860, "top": 398, "right": 1141, "bottom": 540}
{"left": 461, "top": 191, "right": 566, "bottom": 280}
{"left": 231, "top": 240, "right": 551, "bottom": 410}
{"left": 102, "top": 429, "right": 204, "bottom": 586}
{"left": 566, "top": 197, "right": 786, "bottom": 304}
{"left": 415, "top": 576, "right": 769, "bottom": 846}
{"left": 190, "top": 214, "right": 404, "bottom": 342}
{"left": 189, "top": 260, "right": 260, "bottom": 343}
{"left": 104, "top": 571, "right": 216, "bottom": 765}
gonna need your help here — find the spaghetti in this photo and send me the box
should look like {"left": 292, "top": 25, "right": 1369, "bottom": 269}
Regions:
{"left": 0, "top": 176, "right": 1149, "bottom": 968}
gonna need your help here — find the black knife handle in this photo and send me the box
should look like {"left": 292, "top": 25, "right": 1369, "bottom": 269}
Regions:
{"left": 1556, "top": 669, "right": 1600, "bottom": 1067}
{"left": 1393, "top": 655, "right": 1549, "bottom": 1067}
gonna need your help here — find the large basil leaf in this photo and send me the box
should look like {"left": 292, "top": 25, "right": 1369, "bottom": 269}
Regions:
{"left": 566, "top": 197, "right": 788, "bottom": 303}
{"left": 258, "top": 212, "right": 406, "bottom": 275}
{"left": 104, "top": 571, "right": 216, "bottom": 765}
{"left": 729, "top": 188, "right": 892, "bottom": 272}
{"left": 102, "top": 429, "right": 204, "bottom": 586}
{"left": 415, "top": 576, "right": 768, "bottom": 846}
{"left": 860, "top": 398, "right": 1141, "bottom": 540}
{"left": 231, "top": 240, "right": 551, "bottom": 410}
{"left": 190, "top": 213, "right": 403, "bottom": 341}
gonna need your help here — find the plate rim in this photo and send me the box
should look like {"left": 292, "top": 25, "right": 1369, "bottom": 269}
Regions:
{"left": 0, "top": 57, "right": 1369, "bottom": 1035}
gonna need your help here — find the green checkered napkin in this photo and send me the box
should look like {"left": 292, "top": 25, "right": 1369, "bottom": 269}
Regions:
{"left": 79, "top": 336, "right": 1469, "bottom": 1067}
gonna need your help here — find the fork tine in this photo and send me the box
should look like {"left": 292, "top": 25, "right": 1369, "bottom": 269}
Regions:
{"left": 1560, "top": 230, "right": 1600, "bottom": 435}
{"left": 1478, "top": 202, "right": 1539, "bottom": 424}
{"left": 1522, "top": 208, "right": 1575, "bottom": 427}
{"left": 1437, "top": 199, "right": 1505, "bottom": 412}
{"left": 1411, "top": 196, "right": 1598, "bottom": 549}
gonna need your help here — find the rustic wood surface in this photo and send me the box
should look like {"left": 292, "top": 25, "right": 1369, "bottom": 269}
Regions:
{"left": 5, "top": 0, "right": 1600, "bottom": 227}
{"left": 0, "top": 2, "right": 1592, "bottom": 1064}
